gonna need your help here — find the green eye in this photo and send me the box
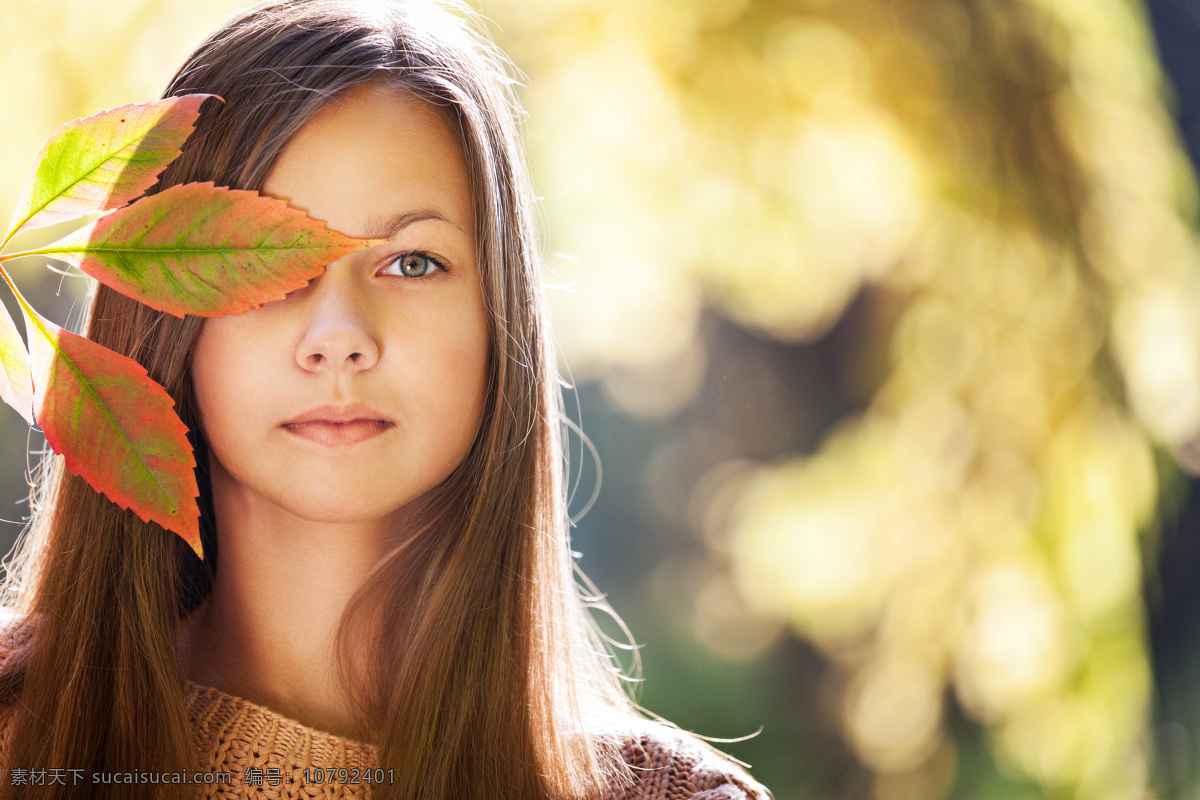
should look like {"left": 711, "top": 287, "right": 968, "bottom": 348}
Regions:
{"left": 383, "top": 252, "right": 444, "bottom": 278}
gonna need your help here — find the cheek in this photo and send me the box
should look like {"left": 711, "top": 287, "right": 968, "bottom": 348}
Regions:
{"left": 418, "top": 306, "right": 492, "bottom": 452}
{"left": 189, "top": 318, "right": 262, "bottom": 440}
{"left": 189, "top": 324, "right": 228, "bottom": 438}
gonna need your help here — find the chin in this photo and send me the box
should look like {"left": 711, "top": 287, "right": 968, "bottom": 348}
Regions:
{"left": 208, "top": 453, "right": 435, "bottom": 527}
{"left": 283, "top": 492, "right": 416, "bottom": 524}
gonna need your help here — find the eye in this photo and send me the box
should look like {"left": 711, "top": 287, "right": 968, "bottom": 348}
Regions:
{"left": 379, "top": 252, "right": 445, "bottom": 279}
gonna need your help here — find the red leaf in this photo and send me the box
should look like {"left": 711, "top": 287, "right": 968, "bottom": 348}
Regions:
{"left": 23, "top": 306, "right": 202, "bottom": 558}
{"left": 37, "top": 183, "right": 375, "bottom": 318}
{"left": 0, "top": 294, "right": 33, "bottom": 425}
{"left": 6, "top": 95, "right": 215, "bottom": 240}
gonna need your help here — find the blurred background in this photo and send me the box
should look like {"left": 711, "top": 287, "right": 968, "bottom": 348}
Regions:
{"left": 6, "top": 0, "right": 1200, "bottom": 797}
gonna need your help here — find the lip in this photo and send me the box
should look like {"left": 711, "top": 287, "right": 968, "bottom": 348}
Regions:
{"left": 281, "top": 402, "right": 395, "bottom": 446}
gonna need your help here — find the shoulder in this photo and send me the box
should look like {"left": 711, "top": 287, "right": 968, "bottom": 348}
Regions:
{"left": 600, "top": 716, "right": 773, "bottom": 800}
{"left": 0, "top": 606, "right": 23, "bottom": 645}
{"left": 0, "top": 606, "right": 32, "bottom": 665}
{"left": 0, "top": 606, "right": 27, "bottom": 740}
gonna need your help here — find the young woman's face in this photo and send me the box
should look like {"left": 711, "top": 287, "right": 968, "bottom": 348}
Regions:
{"left": 190, "top": 84, "right": 488, "bottom": 526}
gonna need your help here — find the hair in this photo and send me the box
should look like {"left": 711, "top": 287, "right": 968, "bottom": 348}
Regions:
{"left": 0, "top": 1, "right": 639, "bottom": 797}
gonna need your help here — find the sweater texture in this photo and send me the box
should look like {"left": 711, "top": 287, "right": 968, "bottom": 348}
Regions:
{"left": 180, "top": 680, "right": 771, "bottom": 799}
{"left": 0, "top": 620, "right": 771, "bottom": 799}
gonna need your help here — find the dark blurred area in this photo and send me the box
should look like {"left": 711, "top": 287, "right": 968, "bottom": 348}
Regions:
{"left": 1143, "top": 2, "right": 1200, "bottom": 798}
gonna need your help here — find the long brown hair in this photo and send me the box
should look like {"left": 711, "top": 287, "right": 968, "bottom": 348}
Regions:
{"left": 0, "top": 1, "right": 636, "bottom": 797}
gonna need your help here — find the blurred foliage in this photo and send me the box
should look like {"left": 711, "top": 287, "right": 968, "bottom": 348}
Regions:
{"left": 485, "top": 0, "right": 1200, "bottom": 798}
{"left": 3, "top": 0, "right": 1200, "bottom": 799}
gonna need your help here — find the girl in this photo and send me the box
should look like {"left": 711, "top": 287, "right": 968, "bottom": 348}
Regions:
{"left": 0, "top": 1, "right": 771, "bottom": 799}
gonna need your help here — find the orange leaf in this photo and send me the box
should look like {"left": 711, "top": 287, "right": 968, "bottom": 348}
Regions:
{"left": 37, "top": 183, "right": 375, "bottom": 318}
{"left": 23, "top": 305, "right": 201, "bottom": 557}
{"left": 6, "top": 95, "right": 214, "bottom": 240}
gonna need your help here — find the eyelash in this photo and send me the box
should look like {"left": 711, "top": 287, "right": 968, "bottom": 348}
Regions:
{"left": 377, "top": 251, "right": 449, "bottom": 281}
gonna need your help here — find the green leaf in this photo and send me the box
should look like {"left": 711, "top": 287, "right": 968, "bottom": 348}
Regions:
{"left": 5, "top": 95, "right": 213, "bottom": 241}
{"left": 0, "top": 291, "right": 33, "bottom": 425}
{"left": 35, "top": 182, "right": 375, "bottom": 318}
{"left": 23, "top": 304, "right": 202, "bottom": 557}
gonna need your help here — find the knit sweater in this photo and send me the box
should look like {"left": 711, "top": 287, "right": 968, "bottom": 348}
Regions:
{"left": 0, "top": 620, "right": 771, "bottom": 800}
{"left": 180, "top": 681, "right": 772, "bottom": 799}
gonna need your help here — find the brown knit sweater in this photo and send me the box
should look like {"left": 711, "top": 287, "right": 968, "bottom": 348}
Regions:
{"left": 0, "top": 619, "right": 771, "bottom": 799}
{"left": 180, "top": 681, "right": 772, "bottom": 799}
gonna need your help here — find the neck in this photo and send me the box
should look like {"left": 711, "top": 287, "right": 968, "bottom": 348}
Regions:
{"left": 175, "top": 461, "right": 413, "bottom": 742}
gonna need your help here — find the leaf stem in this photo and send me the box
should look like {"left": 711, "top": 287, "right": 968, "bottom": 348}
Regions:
{"left": 0, "top": 252, "right": 67, "bottom": 342}
{"left": 0, "top": 263, "right": 45, "bottom": 337}
{"left": 0, "top": 249, "right": 51, "bottom": 262}
{"left": 0, "top": 215, "right": 21, "bottom": 252}
{"left": 0, "top": 249, "right": 46, "bottom": 262}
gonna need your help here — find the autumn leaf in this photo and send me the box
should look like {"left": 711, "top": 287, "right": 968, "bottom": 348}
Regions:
{"left": 4, "top": 95, "right": 214, "bottom": 242}
{"left": 0, "top": 297, "right": 33, "bottom": 425}
{"left": 22, "top": 302, "right": 201, "bottom": 557}
{"left": 32, "top": 182, "right": 374, "bottom": 318}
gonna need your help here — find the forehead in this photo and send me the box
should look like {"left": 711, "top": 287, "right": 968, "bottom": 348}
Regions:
{"left": 262, "top": 83, "right": 474, "bottom": 239}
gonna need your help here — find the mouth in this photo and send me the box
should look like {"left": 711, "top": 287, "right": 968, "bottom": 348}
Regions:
{"left": 281, "top": 402, "right": 395, "bottom": 446}
{"left": 282, "top": 418, "right": 394, "bottom": 446}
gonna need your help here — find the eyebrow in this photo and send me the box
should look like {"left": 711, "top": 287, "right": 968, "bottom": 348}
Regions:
{"left": 364, "top": 209, "right": 469, "bottom": 239}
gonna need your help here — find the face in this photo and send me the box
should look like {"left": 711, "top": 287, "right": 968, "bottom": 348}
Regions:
{"left": 190, "top": 83, "right": 489, "bottom": 526}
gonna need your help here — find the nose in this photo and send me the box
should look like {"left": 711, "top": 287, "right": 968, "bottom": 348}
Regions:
{"left": 294, "top": 266, "right": 380, "bottom": 375}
